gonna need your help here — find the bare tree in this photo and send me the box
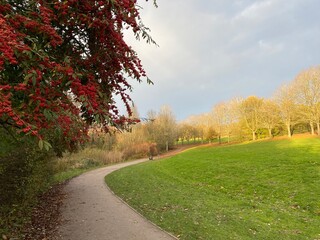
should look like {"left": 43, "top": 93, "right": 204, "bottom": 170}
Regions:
{"left": 178, "top": 123, "right": 198, "bottom": 144}
{"left": 238, "top": 96, "right": 264, "bottom": 140}
{"left": 260, "top": 99, "right": 281, "bottom": 138}
{"left": 212, "top": 102, "right": 229, "bottom": 144}
{"left": 293, "top": 65, "right": 320, "bottom": 135}
{"left": 152, "top": 106, "right": 177, "bottom": 152}
{"left": 200, "top": 113, "right": 216, "bottom": 142}
{"left": 274, "top": 84, "right": 299, "bottom": 137}
{"left": 184, "top": 113, "right": 214, "bottom": 143}
{"left": 224, "top": 99, "right": 241, "bottom": 142}
{"left": 316, "top": 102, "right": 320, "bottom": 135}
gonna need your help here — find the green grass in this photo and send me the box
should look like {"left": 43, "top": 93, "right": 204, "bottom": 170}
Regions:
{"left": 53, "top": 168, "right": 90, "bottom": 183}
{"left": 106, "top": 137, "right": 320, "bottom": 240}
{"left": 176, "top": 136, "right": 240, "bottom": 146}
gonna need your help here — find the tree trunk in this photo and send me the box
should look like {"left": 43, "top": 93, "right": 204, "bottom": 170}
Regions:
{"left": 317, "top": 122, "right": 320, "bottom": 136}
{"left": 310, "top": 121, "right": 315, "bottom": 135}
{"left": 268, "top": 128, "right": 273, "bottom": 138}
{"left": 218, "top": 135, "right": 221, "bottom": 144}
{"left": 287, "top": 124, "right": 292, "bottom": 138}
{"left": 252, "top": 131, "right": 256, "bottom": 141}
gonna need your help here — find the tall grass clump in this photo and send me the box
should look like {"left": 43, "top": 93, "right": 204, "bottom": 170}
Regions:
{"left": 52, "top": 147, "right": 124, "bottom": 183}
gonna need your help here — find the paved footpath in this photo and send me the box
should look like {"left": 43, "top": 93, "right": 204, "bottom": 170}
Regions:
{"left": 56, "top": 159, "right": 177, "bottom": 240}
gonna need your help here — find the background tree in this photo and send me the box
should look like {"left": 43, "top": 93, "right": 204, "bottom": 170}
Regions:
{"left": 211, "top": 103, "right": 226, "bottom": 144}
{"left": 260, "top": 99, "right": 280, "bottom": 138}
{"left": 186, "top": 114, "right": 207, "bottom": 143}
{"left": 218, "top": 99, "right": 241, "bottom": 143}
{"left": 274, "top": 84, "right": 299, "bottom": 138}
{"left": 178, "top": 123, "right": 198, "bottom": 144}
{"left": 293, "top": 65, "right": 320, "bottom": 135}
{"left": 238, "top": 96, "right": 263, "bottom": 141}
{"left": 144, "top": 109, "right": 157, "bottom": 144}
{"left": 316, "top": 102, "right": 320, "bottom": 135}
{"left": 153, "top": 106, "right": 177, "bottom": 151}
{"left": 202, "top": 113, "right": 216, "bottom": 142}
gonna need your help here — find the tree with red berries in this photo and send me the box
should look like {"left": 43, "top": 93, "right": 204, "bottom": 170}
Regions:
{"left": 0, "top": 0, "right": 155, "bottom": 153}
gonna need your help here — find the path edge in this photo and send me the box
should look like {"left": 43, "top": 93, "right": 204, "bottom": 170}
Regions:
{"left": 104, "top": 162, "right": 179, "bottom": 240}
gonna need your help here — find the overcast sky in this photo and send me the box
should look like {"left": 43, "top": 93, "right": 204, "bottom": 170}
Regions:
{"left": 121, "top": 0, "right": 320, "bottom": 121}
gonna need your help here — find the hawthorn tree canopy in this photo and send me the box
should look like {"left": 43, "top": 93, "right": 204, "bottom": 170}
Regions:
{"left": 0, "top": 0, "right": 155, "bottom": 150}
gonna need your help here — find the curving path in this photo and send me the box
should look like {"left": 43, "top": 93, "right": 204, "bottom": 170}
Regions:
{"left": 56, "top": 158, "right": 177, "bottom": 240}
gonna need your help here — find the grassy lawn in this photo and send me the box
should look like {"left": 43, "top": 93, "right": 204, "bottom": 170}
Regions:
{"left": 106, "top": 137, "right": 320, "bottom": 240}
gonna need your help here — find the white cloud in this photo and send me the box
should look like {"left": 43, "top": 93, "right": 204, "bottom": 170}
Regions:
{"left": 234, "top": 0, "right": 275, "bottom": 20}
{"left": 258, "top": 40, "right": 284, "bottom": 55}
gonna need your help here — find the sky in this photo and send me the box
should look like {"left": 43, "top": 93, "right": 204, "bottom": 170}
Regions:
{"left": 120, "top": 0, "right": 320, "bottom": 121}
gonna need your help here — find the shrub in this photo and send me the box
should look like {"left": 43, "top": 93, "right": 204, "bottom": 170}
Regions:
{"left": 0, "top": 130, "right": 54, "bottom": 236}
{"left": 122, "top": 142, "right": 158, "bottom": 160}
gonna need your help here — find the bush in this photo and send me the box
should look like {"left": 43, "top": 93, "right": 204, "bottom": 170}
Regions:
{"left": 122, "top": 142, "right": 156, "bottom": 160}
{"left": 0, "top": 130, "right": 54, "bottom": 236}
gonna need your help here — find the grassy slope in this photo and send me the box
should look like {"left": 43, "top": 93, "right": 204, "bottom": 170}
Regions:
{"left": 106, "top": 138, "right": 320, "bottom": 240}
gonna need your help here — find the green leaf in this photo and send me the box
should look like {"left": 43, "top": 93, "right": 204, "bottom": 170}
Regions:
{"left": 24, "top": 73, "right": 33, "bottom": 83}
{"left": 64, "top": 56, "right": 71, "bottom": 64}
{"left": 94, "top": 114, "right": 100, "bottom": 123}
{"left": 44, "top": 141, "right": 52, "bottom": 151}
{"left": 51, "top": 111, "right": 58, "bottom": 120}
{"left": 98, "top": 91, "right": 104, "bottom": 98}
{"left": 43, "top": 109, "right": 52, "bottom": 120}
{"left": 38, "top": 139, "right": 52, "bottom": 151}
{"left": 32, "top": 75, "right": 37, "bottom": 86}
{"left": 38, "top": 139, "right": 44, "bottom": 150}
{"left": 65, "top": 81, "right": 72, "bottom": 86}
{"left": 147, "top": 77, "right": 154, "bottom": 85}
